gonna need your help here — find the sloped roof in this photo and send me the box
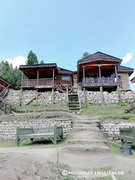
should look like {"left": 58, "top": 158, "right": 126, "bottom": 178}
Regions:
{"left": 117, "top": 65, "right": 134, "bottom": 75}
{"left": 78, "top": 51, "right": 122, "bottom": 65}
{"left": 131, "top": 77, "right": 135, "bottom": 83}
{"left": 0, "top": 77, "right": 12, "bottom": 86}
{"left": 19, "top": 63, "right": 57, "bottom": 69}
{"left": 57, "top": 67, "right": 73, "bottom": 75}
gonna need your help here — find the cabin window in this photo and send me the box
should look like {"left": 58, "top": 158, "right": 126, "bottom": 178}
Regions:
{"left": 61, "top": 75, "right": 71, "bottom": 81}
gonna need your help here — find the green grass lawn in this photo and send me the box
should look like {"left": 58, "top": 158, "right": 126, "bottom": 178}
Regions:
{"left": 81, "top": 103, "right": 135, "bottom": 122}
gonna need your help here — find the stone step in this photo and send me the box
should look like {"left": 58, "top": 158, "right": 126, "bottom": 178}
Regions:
{"left": 73, "top": 120, "right": 100, "bottom": 124}
{"left": 73, "top": 123, "right": 99, "bottom": 128}
{"left": 69, "top": 104, "right": 80, "bottom": 108}
{"left": 68, "top": 139, "right": 107, "bottom": 145}
{"left": 63, "top": 144, "right": 109, "bottom": 152}
{"left": 74, "top": 116, "right": 101, "bottom": 120}
{"left": 69, "top": 107, "right": 80, "bottom": 111}
{"left": 72, "top": 127, "right": 100, "bottom": 131}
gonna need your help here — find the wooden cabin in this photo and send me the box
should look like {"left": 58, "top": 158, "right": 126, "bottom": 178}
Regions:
{"left": 131, "top": 77, "right": 135, "bottom": 83}
{"left": 77, "top": 51, "right": 134, "bottom": 91}
{"left": 0, "top": 77, "right": 11, "bottom": 93}
{"left": 19, "top": 63, "right": 73, "bottom": 92}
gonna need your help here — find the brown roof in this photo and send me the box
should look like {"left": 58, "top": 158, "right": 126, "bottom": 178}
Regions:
{"left": 19, "top": 63, "right": 57, "bottom": 70}
{"left": 0, "top": 77, "right": 12, "bottom": 86}
{"left": 117, "top": 65, "right": 134, "bottom": 75}
{"left": 57, "top": 67, "right": 73, "bottom": 75}
{"left": 131, "top": 77, "right": 135, "bottom": 83}
{"left": 78, "top": 51, "right": 122, "bottom": 65}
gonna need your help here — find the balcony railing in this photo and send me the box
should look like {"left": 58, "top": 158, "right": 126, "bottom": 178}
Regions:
{"left": 83, "top": 76, "right": 122, "bottom": 87}
{"left": 21, "top": 78, "right": 54, "bottom": 87}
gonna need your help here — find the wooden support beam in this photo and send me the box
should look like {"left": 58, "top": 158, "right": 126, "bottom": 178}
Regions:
{"left": 114, "top": 65, "right": 118, "bottom": 84}
{"left": 83, "top": 66, "right": 85, "bottom": 85}
{"left": 36, "top": 88, "right": 38, "bottom": 102}
{"left": 100, "top": 86, "right": 105, "bottom": 105}
{"left": 83, "top": 87, "right": 87, "bottom": 104}
{"left": 21, "top": 71, "right": 24, "bottom": 86}
{"left": 52, "top": 69, "right": 55, "bottom": 87}
{"left": 37, "top": 70, "right": 39, "bottom": 86}
{"left": 98, "top": 65, "right": 102, "bottom": 84}
{"left": 52, "top": 88, "right": 54, "bottom": 104}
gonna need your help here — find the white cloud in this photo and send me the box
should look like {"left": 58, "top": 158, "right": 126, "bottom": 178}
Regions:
{"left": 122, "top": 52, "right": 133, "bottom": 63}
{"left": 5, "top": 56, "right": 26, "bottom": 68}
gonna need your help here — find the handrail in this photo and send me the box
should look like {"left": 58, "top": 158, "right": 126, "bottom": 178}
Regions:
{"left": 0, "top": 85, "right": 10, "bottom": 100}
{"left": 0, "top": 85, "right": 12, "bottom": 114}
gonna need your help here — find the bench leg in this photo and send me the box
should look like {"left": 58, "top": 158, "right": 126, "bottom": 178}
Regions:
{"left": 16, "top": 138, "right": 20, "bottom": 146}
{"left": 30, "top": 138, "right": 34, "bottom": 142}
{"left": 121, "top": 139, "right": 124, "bottom": 146}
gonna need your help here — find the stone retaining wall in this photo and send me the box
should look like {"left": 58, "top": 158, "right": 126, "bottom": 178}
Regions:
{"left": 79, "top": 90, "right": 135, "bottom": 105}
{"left": 0, "top": 118, "right": 72, "bottom": 140}
{"left": 5, "top": 89, "right": 135, "bottom": 105}
{"left": 100, "top": 121, "right": 135, "bottom": 139}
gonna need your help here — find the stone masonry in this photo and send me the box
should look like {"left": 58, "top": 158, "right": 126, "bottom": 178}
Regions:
{"left": 0, "top": 118, "right": 72, "bottom": 140}
{"left": 5, "top": 89, "right": 135, "bottom": 105}
{"left": 100, "top": 121, "right": 135, "bottom": 139}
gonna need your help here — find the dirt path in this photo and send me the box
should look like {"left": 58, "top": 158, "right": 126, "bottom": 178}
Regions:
{"left": 0, "top": 115, "right": 135, "bottom": 180}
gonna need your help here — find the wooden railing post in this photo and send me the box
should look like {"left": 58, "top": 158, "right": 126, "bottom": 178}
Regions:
{"left": 37, "top": 70, "right": 39, "bottom": 86}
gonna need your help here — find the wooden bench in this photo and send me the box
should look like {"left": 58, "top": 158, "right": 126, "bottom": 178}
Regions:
{"left": 16, "top": 125, "right": 63, "bottom": 146}
{"left": 120, "top": 127, "right": 135, "bottom": 147}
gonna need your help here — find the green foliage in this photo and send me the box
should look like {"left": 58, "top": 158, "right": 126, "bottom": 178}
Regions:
{"left": 82, "top": 52, "right": 91, "bottom": 58}
{"left": 0, "top": 61, "right": 22, "bottom": 89}
{"left": 40, "top": 60, "right": 44, "bottom": 64}
{"left": 117, "top": 102, "right": 128, "bottom": 106}
{"left": 27, "top": 50, "right": 38, "bottom": 65}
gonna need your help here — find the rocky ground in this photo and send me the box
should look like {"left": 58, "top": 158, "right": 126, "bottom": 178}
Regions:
{"left": 0, "top": 115, "right": 135, "bottom": 180}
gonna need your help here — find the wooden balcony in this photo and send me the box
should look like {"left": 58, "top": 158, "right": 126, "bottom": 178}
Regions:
{"left": 21, "top": 78, "right": 54, "bottom": 88}
{"left": 82, "top": 76, "right": 122, "bottom": 87}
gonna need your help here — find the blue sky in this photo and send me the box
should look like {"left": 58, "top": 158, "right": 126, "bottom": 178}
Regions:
{"left": 0, "top": 0, "right": 135, "bottom": 90}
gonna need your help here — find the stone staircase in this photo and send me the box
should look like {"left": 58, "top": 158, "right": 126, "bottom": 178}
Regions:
{"left": 68, "top": 86, "right": 81, "bottom": 112}
{"left": 64, "top": 116, "right": 109, "bottom": 152}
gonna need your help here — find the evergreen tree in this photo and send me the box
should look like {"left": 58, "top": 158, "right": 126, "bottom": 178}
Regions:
{"left": 26, "top": 50, "right": 38, "bottom": 65}
{"left": 82, "top": 52, "right": 91, "bottom": 58}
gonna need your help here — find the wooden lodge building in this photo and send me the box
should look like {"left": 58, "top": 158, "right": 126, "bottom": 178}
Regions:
{"left": 77, "top": 51, "right": 134, "bottom": 92}
{"left": 0, "top": 77, "right": 11, "bottom": 93}
{"left": 19, "top": 51, "right": 134, "bottom": 93}
{"left": 19, "top": 63, "right": 73, "bottom": 93}
{"left": 131, "top": 77, "right": 135, "bottom": 83}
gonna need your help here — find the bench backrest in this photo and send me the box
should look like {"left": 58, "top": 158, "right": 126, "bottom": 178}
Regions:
{"left": 33, "top": 126, "right": 54, "bottom": 134}
{"left": 17, "top": 125, "right": 63, "bottom": 136}
{"left": 120, "top": 127, "right": 135, "bottom": 141}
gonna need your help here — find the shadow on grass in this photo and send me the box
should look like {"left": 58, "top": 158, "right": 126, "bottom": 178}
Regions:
{"left": 107, "top": 139, "right": 135, "bottom": 158}
{"left": 0, "top": 138, "right": 68, "bottom": 148}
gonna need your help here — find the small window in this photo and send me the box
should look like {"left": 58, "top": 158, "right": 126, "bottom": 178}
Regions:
{"left": 61, "top": 75, "right": 70, "bottom": 81}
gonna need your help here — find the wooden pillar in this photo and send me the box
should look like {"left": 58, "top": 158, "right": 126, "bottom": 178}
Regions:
{"left": 36, "top": 88, "right": 38, "bottom": 102}
{"left": 115, "top": 65, "right": 121, "bottom": 102}
{"left": 83, "top": 66, "right": 85, "bottom": 86}
{"left": 19, "top": 88, "right": 23, "bottom": 106}
{"left": 98, "top": 65, "right": 102, "bottom": 84}
{"left": 52, "top": 88, "right": 54, "bottom": 104}
{"left": 52, "top": 69, "right": 55, "bottom": 87}
{"left": 100, "top": 86, "right": 105, "bottom": 105}
{"left": 115, "top": 65, "right": 118, "bottom": 84}
{"left": 21, "top": 71, "right": 24, "bottom": 86}
{"left": 83, "top": 87, "right": 87, "bottom": 104}
{"left": 37, "top": 70, "right": 39, "bottom": 86}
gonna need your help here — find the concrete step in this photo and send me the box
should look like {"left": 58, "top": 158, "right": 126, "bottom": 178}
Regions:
{"left": 68, "top": 139, "right": 107, "bottom": 145}
{"left": 63, "top": 144, "right": 109, "bottom": 152}
{"left": 69, "top": 107, "right": 80, "bottom": 111}
{"left": 73, "top": 120, "right": 100, "bottom": 124}
{"left": 72, "top": 127, "right": 100, "bottom": 131}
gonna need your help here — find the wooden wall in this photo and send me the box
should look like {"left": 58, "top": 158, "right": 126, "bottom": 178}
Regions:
{"left": 56, "top": 74, "right": 72, "bottom": 86}
{"left": 118, "top": 73, "right": 130, "bottom": 90}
